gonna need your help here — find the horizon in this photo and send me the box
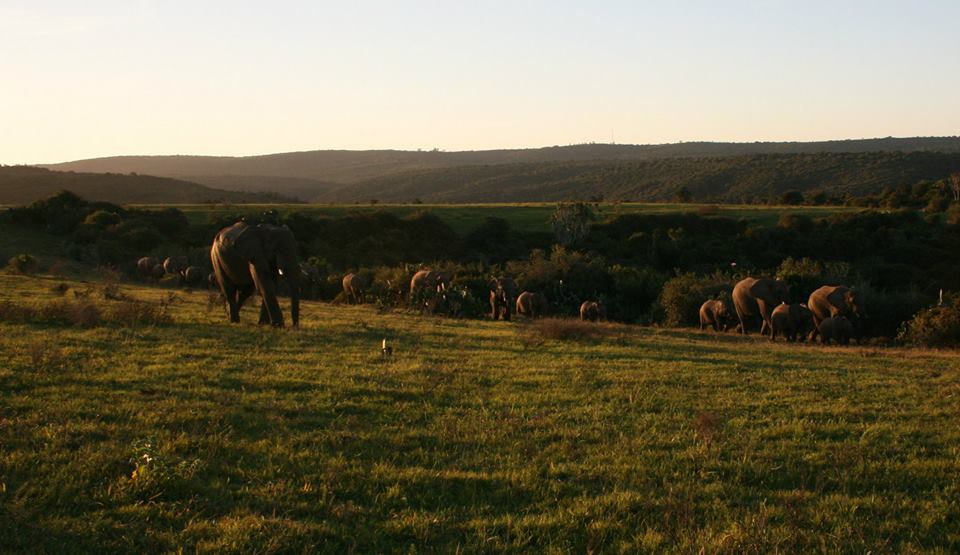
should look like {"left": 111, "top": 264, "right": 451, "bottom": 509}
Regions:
{"left": 23, "top": 134, "right": 960, "bottom": 166}
{"left": 3, "top": 1, "right": 960, "bottom": 164}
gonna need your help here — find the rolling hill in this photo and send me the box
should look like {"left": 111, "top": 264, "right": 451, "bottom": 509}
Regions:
{"left": 42, "top": 137, "right": 960, "bottom": 181}
{"left": 37, "top": 137, "right": 960, "bottom": 202}
{"left": 319, "top": 151, "right": 960, "bottom": 203}
{"left": 0, "top": 166, "right": 297, "bottom": 205}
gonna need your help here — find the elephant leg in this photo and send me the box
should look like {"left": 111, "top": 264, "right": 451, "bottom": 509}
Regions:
{"left": 250, "top": 263, "right": 284, "bottom": 327}
{"left": 221, "top": 281, "right": 241, "bottom": 323}
{"left": 734, "top": 305, "right": 747, "bottom": 334}
{"left": 756, "top": 300, "right": 773, "bottom": 336}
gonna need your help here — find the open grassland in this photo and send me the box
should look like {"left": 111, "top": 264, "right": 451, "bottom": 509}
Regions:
{"left": 132, "top": 203, "right": 855, "bottom": 235}
{"left": 2, "top": 273, "right": 959, "bottom": 553}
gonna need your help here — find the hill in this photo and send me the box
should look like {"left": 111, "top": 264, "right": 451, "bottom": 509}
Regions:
{"left": 40, "top": 136, "right": 960, "bottom": 201}
{"left": 319, "top": 151, "right": 960, "bottom": 203}
{"left": 0, "top": 166, "right": 297, "bottom": 205}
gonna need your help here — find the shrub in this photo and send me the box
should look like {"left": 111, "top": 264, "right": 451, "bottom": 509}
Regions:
{"left": 522, "top": 318, "right": 610, "bottom": 343}
{"left": 108, "top": 300, "right": 173, "bottom": 326}
{"left": 21, "top": 341, "right": 69, "bottom": 373}
{"left": 7, "top": 254, "right": 39, "bottom": 274}
{"left": 776, "top": 257, "right": 852, "bottom": 301}
{"left": 858, "top": 286, "right": 931, "bottom": 339}
{"left": 898, "top": 295, "right": 960, "bottom": 347}
{"left": 659, "top": 272, "right": 734, "bottom": 327}
{"left": 36, "top": 299, "right": 102, "bottom": 327}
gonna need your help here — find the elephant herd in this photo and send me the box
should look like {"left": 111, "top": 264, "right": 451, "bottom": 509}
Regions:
{"left": 137, "top": 255, "right": 214, "bottom": 288}
{"left": 138, "top": 222, "right": 860, "bottom": 343}
{"left": 700, "top": 277, "right": 865, "bottom": 345}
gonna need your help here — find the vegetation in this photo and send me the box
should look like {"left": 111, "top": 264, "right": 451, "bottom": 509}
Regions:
{"left": 1, "top": 273, "right": 959, "bottom": 552}
{"left": 5, "top": 192, "right": 959, "bottom": 340}
{"left": 322, "top": 151, "right": 960, "bottom": 204}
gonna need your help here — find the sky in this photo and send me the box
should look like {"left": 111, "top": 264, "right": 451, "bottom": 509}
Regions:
{"left": 2, "top": 0, "right": 959, "bottom": 164}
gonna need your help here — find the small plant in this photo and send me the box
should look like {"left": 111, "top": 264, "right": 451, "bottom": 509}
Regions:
{"left": 22, "top": 341, "right": 68, "bottom": 373}
{"left": 7, "top": 254, "right": 39, "bottom": 275}
{"left": 694, "top": 410, "right": 723, "bottom": 450}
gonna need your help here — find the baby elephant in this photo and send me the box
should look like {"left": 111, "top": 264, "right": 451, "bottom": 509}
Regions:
{"left": 818, "top": 315, "right": 855, "bottom": 345}
{"left": 769, "top": 302, "right": 815, "bottom": 342}
{"left": 699, "top": 299, "right": 730, "bottom": 332}
{"left": 579, "top": 300, "right": 604, "bottom": 322}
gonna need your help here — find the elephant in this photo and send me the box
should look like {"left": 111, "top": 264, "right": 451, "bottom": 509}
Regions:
{"left": 342, "top": 273, "right": 365, "bottom": 304}
{"left": 207, "top": 271, "right": 218, "bottom": 290}
{"left": 410, "top": 269, "right": 449, "bottom": 298}
{"left": 580, "top": 300, "right": 604, "bottom": 322}
{"left": 489, "top": 276, "right": 518, "bottom": 321}
{"left": 151, "top": 264, "right": 166, "bottom": 280}
{"left": 732, "top": 277, "right": 791, "bottom": 335}
{"left": 137, "top": 256, "right": 159, "bottom": 280}
{"left": 808, "top": 285, "right": 864, "bottom": 341}
{"left": 300, "top": 264, "right": 323, "bottom": 300}
{"left": 699, "top": 299, "right": 731, "bottom": 332}
{"left": 410, "top": 269, "right": 450, "bottom": 313}
{"left": 818, "top": 315, "right": 854, "bottom": 345}
{"left": 769, "top": 303, "right": 815, "bottom": 342}
{"left": 183, "top": 266, "right": 207, "bottom": 287}
{"left": 210, "top": 221, "right": 300, "bottom": 328}
{"left": 516, "top": 291, "right": 549, "bottom": 319}
{"left": 163, "top": 255, "right": 188, "bottom": 277}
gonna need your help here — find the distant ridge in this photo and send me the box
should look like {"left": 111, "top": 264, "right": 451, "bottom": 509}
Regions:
{"left": 0, "top": 166, "right": 297, "bottom": 205}
{"left": 37, "top": 136, "right": 960, "bottom": 202}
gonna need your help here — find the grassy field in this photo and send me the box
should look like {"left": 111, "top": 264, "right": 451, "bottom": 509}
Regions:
{"left": 2, "top": 272, "right": 959, "bottom": 553}
{"left": 129, "top": 203, "right": 855, "bottom": 235}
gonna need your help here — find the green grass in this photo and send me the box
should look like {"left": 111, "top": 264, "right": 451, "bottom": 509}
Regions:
{"left": 131, "top": 202, "right": 855, "bottom": 235}
{"left": 2, "top": 273, "right": 958, "bottom": 553}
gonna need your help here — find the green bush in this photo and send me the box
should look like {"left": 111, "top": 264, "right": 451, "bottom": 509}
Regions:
{"left": 857, "top": 285, "right": 931, "bottom": 339}
{"left": 659, "top": 272, "right": 734, "bottom": 327}
{"left": 899, "top": 295, "right": 960, "bottom": 347}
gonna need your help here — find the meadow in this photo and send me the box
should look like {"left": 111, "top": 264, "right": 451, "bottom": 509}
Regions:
{"left": 2, "top": 272, "right": 959, "bottom": 553}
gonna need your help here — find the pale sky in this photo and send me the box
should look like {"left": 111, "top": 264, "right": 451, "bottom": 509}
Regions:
{"left": 2, "top": 0, "right": 959, "bottom": 164}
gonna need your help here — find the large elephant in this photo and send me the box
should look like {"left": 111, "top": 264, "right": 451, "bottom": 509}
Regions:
{"left": 769, "top": 303, "right": 815, "bottom": 342}
{"left": 818, "top": 315, "right": 854, "bottom": 345}
{"left": 410, "top": 269, "right": 449, "bottom": 298}
{"left": 210, "top": 221, "right": 300, "bottom": 328}
{"left": 343, "top": 273, "right": 364, "bottom": 304}
{"left": 183, "top": 266, "right": 207, "bottom": 287}
{"left": 516, "top": 291, "right": 549, "bottom": 319}
{"left": 410, "top": 269, "right": 450, "bottom": 314}
{"left": 489, "top": 276, "right": 518, "bottom": 321}
{"left": 580, "top": 300, "right": 604, "bottom": 322}
{"left": 137, "top": 256, "right": 159, "bottom": 280}
{"left": 732, "top": 277, "right": 791, "bottom": 335}
{"left": 808, "top": 285, "right": 864, "bottom": 341}
{"left": 699, "top": 299, "right": 731, "bottom": 332}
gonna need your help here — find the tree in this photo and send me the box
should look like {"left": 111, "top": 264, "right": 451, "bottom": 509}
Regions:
{"left": 549, "top": 202, "right": 595, "bottom": 247}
